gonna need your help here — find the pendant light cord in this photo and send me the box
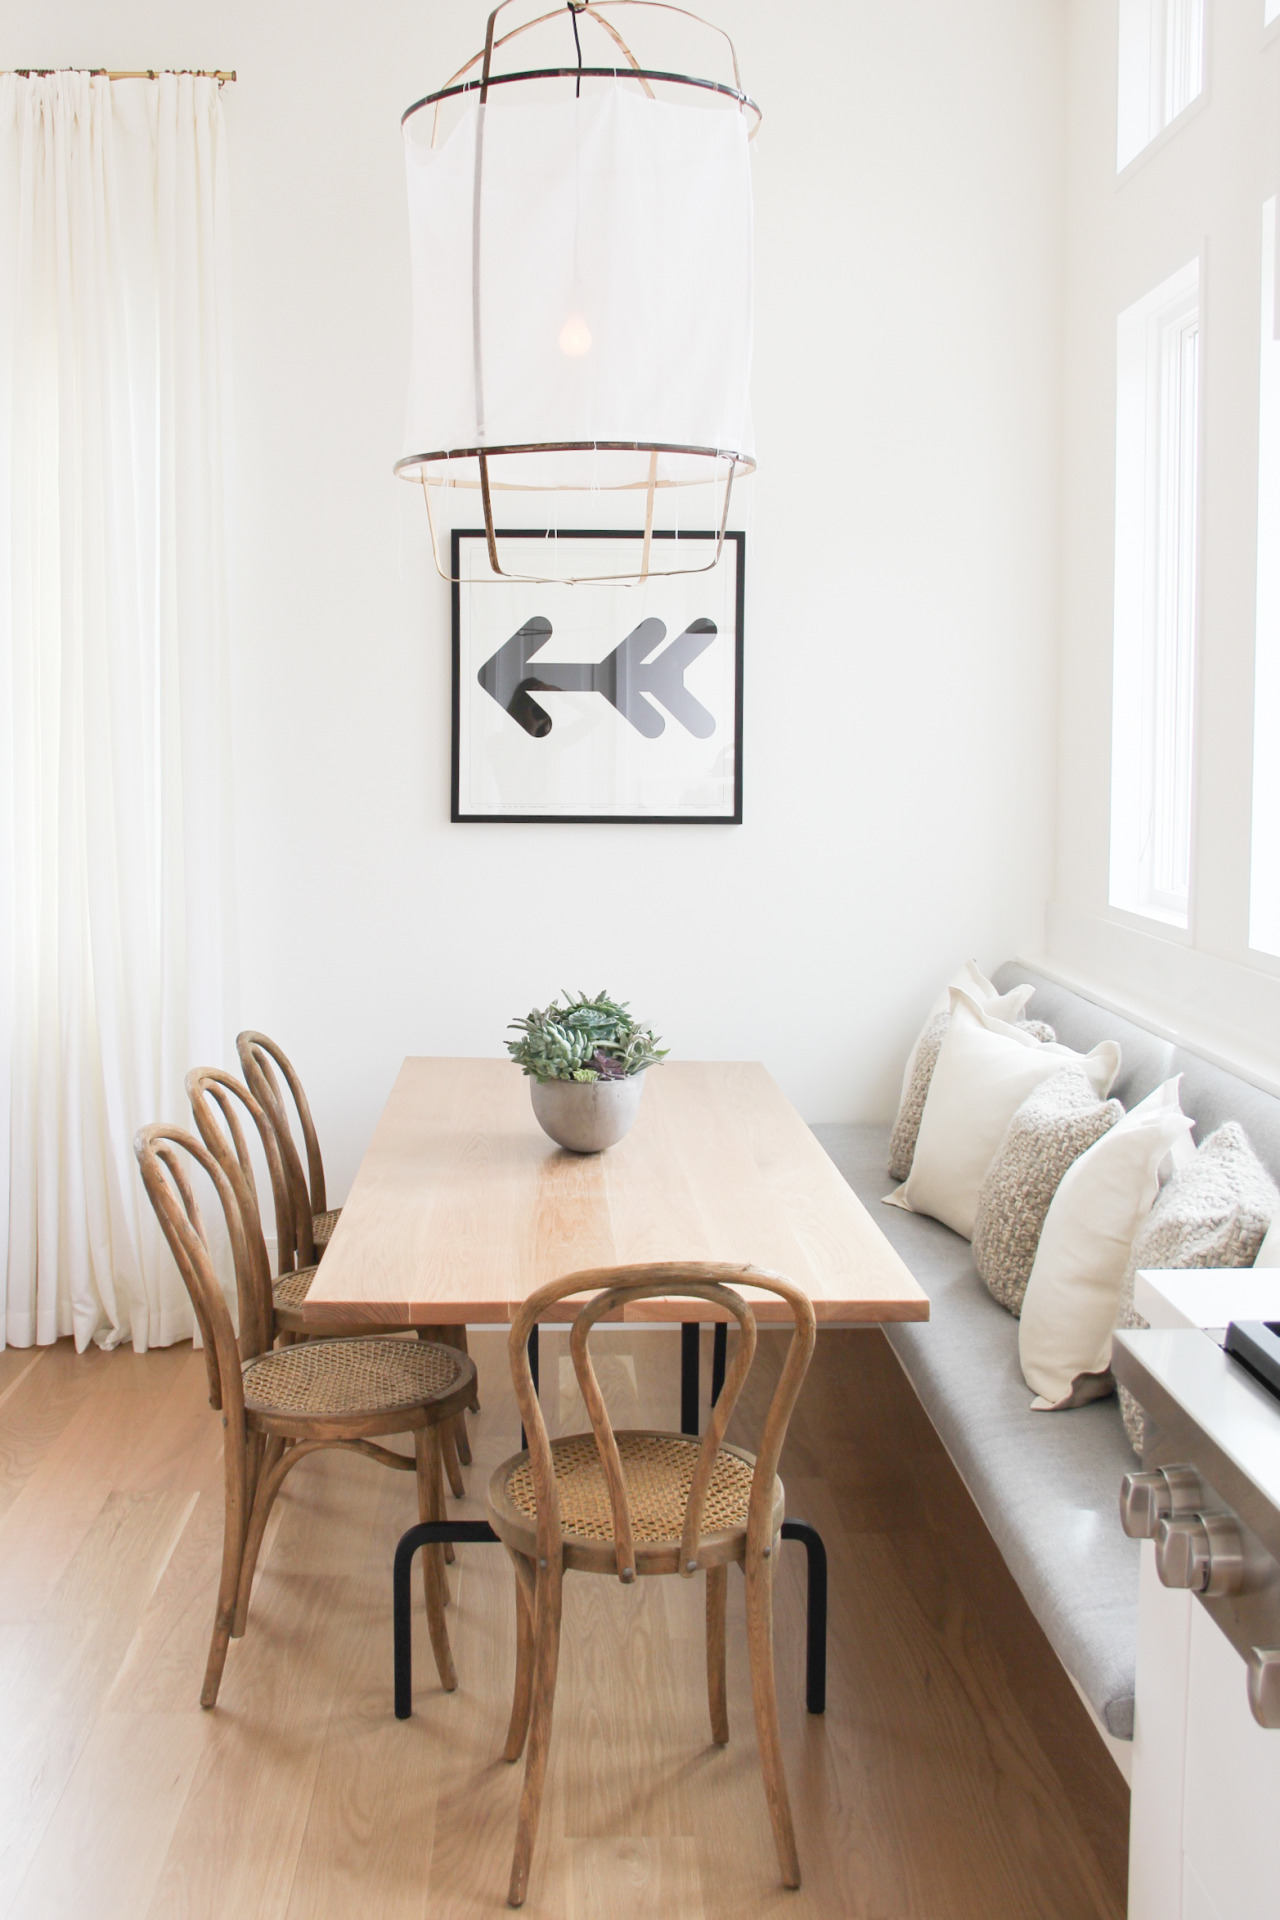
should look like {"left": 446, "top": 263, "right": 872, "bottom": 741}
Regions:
{"left": 568, "top": 1, "right": 584, "bottom": 97}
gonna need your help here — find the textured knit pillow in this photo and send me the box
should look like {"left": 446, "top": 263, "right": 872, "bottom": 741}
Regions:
{"left": 1116, "top": 1123, "right": 1280, "bottom": 1455}
{"left": 973, "top": 1069, "right": 1122, "bottom": 1315}
{"left": 888, "top": 1012, "right": 1055, "bottom": 1181}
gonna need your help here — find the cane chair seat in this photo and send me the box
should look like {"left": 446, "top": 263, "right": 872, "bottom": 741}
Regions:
{"left": 314, "top": 1207, "right": 341, "bottom": 1250}
{"left": 271, "top": 1264, "right": 318, "bottom": 1314}
{"left": 489, "top": 1429, "right": 784, "bottom": 1575}
{"left": 242, "top": 1336, "right": 468, "bottom": 1422}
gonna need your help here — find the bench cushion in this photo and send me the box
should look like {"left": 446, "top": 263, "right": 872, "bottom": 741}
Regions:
{"left": 813, "top": 1118, "right": 1140, "bottom": 1739}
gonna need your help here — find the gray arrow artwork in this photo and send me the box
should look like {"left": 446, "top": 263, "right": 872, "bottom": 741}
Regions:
{"left": 476, "top": 615, "right": 718, "bottom": 740}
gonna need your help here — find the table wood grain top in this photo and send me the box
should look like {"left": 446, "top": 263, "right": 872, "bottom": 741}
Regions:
{"left": 298, "top": 1058, "right": 929, "bottom": 1329}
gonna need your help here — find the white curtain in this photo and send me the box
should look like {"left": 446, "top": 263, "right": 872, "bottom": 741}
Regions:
{"left": 0, "top": 72, "right": 237, "bottom": 1351}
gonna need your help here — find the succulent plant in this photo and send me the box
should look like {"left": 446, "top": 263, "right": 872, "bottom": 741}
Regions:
{"left": 506, "top": 991, "right": 667, "bottom": 1083}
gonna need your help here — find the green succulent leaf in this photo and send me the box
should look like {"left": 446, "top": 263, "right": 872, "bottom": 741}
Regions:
{"left": 506, "top": 991, "right": 668, "bottom": 1082}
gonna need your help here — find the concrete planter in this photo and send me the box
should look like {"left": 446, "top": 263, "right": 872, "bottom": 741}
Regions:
{"left": 529, "top": 1072, "right": 646, "bottom": 1154}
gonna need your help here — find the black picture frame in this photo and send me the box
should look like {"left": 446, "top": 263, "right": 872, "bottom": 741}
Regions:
{"left": 450, "top": 528, "right": 745, "bottom": 824}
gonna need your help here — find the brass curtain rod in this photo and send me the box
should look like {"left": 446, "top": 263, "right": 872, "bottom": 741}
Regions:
{"left": 6, "top": 68, "right": 236, "bottom": 82}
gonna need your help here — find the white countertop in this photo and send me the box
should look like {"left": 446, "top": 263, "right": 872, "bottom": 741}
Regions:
{"left": 1134, "top": 1268, "right": 1280, "bottom": 1334}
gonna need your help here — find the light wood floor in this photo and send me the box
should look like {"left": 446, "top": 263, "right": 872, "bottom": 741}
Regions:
{"left": 0, "top": 1327, "right": 1128, "bottom": 1919}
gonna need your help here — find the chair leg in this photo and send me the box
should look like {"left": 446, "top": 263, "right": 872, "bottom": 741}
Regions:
{"left": 458, "top": 1324, "right": 478, "bottom": 1414}
{"left": 201, "top": 1418, "right": 252, "bottom": 1710}
{"left": 502, "top": 1549, "right": 536, "bottom": 1763}
{"left": 433, "top": 1429, "right": 456, "bottom": 1582}
{"left": 507, "top": 1556, "right": 563, "bottom": 1908}
{"left": 417, "top": 1325, "right": 476, "bottom": 1467}
{"left": 232, "top": 1434, "right": 287, "bottom": 1636}
{"left": 744, "top": 1548, "right": 800, "bottom": 1889}
{"left": 414, "top": 1427, "right": 457, "bottom": 1692}
{"left": 441, "top": 1416, "right": 465, "bottom": 1500}
{"left": 706, "top": 1563, "right": 729, "bottom": 1746}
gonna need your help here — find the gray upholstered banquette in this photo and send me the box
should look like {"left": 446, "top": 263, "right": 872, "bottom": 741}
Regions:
{"left": 812, "top": 962, "right": 1280, "bottom": 1742}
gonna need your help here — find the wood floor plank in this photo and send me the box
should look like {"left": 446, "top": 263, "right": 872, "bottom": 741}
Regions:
{"left": 0, "top": 1343, "right": 114, "bottom": 1522}
{"left": 103, "top": 1491, "right": 230, "bottom": 1714}
{"left": 566, "top": 1836, "right": 706, "bottom": 1920}
{"left": 0, "top": 1349, "right": 43, "bottom": 1414}
{"left": 5, "top": 1711, "right": 207, "bottom": 1920}
{"left": 141, "top": 1573, "right": 346, "bottom": 1920}
{"left": 282, "top": 1577, "right": 437, "bottom": 1920}
{"left": 0, "top": 1487, "right": 196, "bottom": 1911}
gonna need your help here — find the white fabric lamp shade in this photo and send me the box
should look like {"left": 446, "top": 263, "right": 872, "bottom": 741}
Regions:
{"left": 396, "top": 3, "right": 758, "bottom": 580}
{"left": 401, "top": 90, "right": 754, "bottom": 493}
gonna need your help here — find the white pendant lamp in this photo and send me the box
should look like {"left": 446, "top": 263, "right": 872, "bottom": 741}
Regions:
{"left": 396, "top": 1, "right": 759, "bottom": 583}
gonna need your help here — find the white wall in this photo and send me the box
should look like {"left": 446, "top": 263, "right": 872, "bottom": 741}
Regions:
{"left": 1051, "top": 0, "right": 1280, "bottom": 1084}
{"left": 9, "top": 1, "right": 1066, "bottom": 1190}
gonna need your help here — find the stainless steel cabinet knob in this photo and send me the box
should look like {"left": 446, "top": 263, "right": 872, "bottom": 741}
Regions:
{"left": 1154, "top": 1511, "right": 1244, "bottom": 1596}
{"left": 1119, "top": 1464, "right": 1203, "bottom": 1539}
{"left": 1246, "top": 1648, "right": 1280, "bottom": 1730}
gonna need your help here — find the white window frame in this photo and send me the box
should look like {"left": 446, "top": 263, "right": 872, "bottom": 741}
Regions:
{"left": 1110, "top": 258, "right": 1202, "bottom": 930}
{"left": 1251, "top": 200, "right": 1280, "bottom": 956}
{"left": 1117, "top": 0, "right": 1206, "bottom": 172}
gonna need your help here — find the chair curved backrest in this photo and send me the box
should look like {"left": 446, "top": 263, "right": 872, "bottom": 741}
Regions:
{"left": 236, "top": 1031, "right": 325, "bottom": 1266}
{"left": 186, "top": 1067, "right": 291, "bottom": 1358}
{"left": 508, "top": 1263, "right": 816, "bottom": 1584}
{"left": 134, "top": 1123, "right": 251, "bottom": 1425}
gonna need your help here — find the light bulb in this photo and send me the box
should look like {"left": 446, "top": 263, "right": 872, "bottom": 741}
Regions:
{"left": 558, "top": 311, "right": 592, "bottom": 357}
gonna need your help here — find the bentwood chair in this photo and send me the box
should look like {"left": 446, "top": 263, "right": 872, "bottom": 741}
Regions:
{"left": 188, "top": 1065, "right": 474, "bottom": 1539}
{"left": 236, "top": 1029, "right": 341, "bottom": 1264}
{"left": 487, "top": 1261, "right": 816, "bottom": 1908}
{"left": 135, "top": 1122, "right": 476, "bottom": 1706}
{"left": 237, "top": 1029, "right": 477, "bottom": 1478}
{"left": 185, "top": 1067, "right": 315, "bottom": 1349}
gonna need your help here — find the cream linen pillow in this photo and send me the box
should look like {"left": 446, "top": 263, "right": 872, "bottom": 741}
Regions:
{"left": 887, "top": 963, "right": 1036, "bottom": 1181}
{"left": 1018, "top": 1079, "right": 1195, "bottom": 1410}
{"left": 888, "top": 989, "right": 1121, "bottom": 1239}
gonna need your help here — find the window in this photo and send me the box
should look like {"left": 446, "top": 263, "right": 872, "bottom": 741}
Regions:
{"left": 1110, "top": 260, "right": 1201, "bottom": 929}
{"left": 1252, "top": 201, "right": 1280, "bottom": 955}
{"left": 1117, "top": 0, "right": 1205, "bottom": 171}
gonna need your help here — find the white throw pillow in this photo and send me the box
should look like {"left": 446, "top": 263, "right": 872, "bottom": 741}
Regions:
{"left": 888, "top": 989, "right": 1121, "bottom": 1239}
{"left": 894, "top": 962, "right": 1033, "bottom": 1112}
{"left": 887, "top": 962, "right": 1040, "bottom": 1182}
{"left": 1018, "top": 1078, "right": 1195, "bottom": 1410}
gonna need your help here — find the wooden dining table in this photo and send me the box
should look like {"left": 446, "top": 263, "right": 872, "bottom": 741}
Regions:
{"left": 303, "top": 1056, "right": 929, "bottom": 1722}
{"left": 298, "top": 1057, "right": 929, "bottom": 1333}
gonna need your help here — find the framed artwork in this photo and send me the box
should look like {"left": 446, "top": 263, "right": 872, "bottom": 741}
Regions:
{"left": 450, "top": 529, "right": 744, "bottom": 823}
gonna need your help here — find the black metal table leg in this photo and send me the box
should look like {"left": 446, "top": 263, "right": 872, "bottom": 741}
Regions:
{"left": 711, "top": 1321, "right": 727, "bottom": 1405}
{"left": 780, "top": 1519, "right": 827, "bottom": 1714}
{"left": 394, "top": 1520, "right": 500, "bottom": 1718}
{"left": 680, "top": 1321, "right": 700, "bottom": 1435}
{"left": 392, "top": 1514, "right": 828, "bottom": 1718}
{"left": 520, "top": 1324, "right": 539, "bottom": 1450}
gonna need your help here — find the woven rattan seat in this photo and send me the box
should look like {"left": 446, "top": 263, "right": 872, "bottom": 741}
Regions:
{"left": 314, "top": 1207, "right": 340, "bottom": 1249}
{"left": 503, "top": 1432, "right": 755, "bottom": 1545}
{"left": 242, "top": 1336, "right": 465, "bottom": 1419}
{"left": 272, "top": 1264, "right": 317, "bottom": 1313}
